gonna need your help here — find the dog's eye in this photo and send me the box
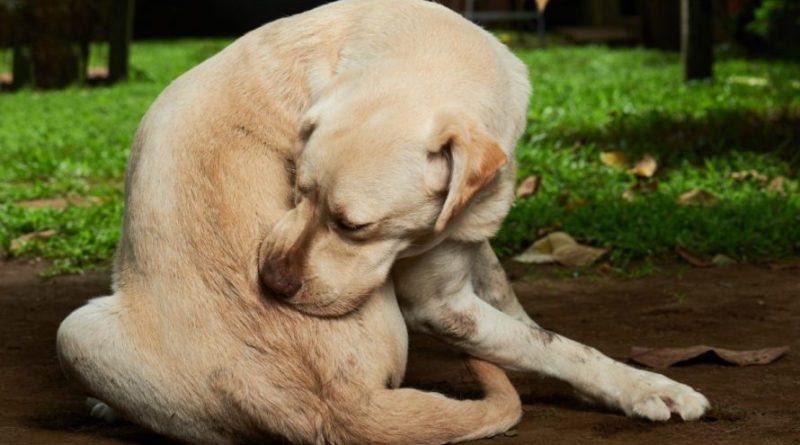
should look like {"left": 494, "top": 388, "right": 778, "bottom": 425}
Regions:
{"left": 334, "top": 217, "right": 369, "bottom": 232}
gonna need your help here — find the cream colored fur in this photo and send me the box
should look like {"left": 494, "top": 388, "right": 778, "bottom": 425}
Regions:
{"left": 57, "top": 1, "right": 523, "bottom": 444}
{"left": 57, "top": 1, "right": 708, "bottom": 444}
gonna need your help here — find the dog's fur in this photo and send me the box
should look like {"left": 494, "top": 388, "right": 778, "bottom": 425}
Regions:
{"left": 57, "top": 0, "right": 709, "bottom": 443}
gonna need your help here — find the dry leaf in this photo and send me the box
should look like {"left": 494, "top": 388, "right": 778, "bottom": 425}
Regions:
{"left": 16, "top": 198, "right": 68, "bottom": 210}
{"left": 9, "top": 229, "right": 58, "bottom": 253}
{"left": 730, "top": 170, "right": 767, "bottom": 184}
{"left": 630, "top": 345, "right": 789, "bottom": 369}
{"left": 600, "top": 151, "right": 628, "bottom": 169}
{"left": 69, "top": 195, "right": 104, "bottom": 207}
{"left": 768, "top": 261, "right": 800, "bottom": 271}
{"left": 16, "top": 195, "right": 103, "bottom": 210}
{"left": 622, "top": 188, "right": 636, "bottom": 202}
{"left": 622, "top": 178, "right": 660, "bottom": 202}
{"left": 631, "top": 154, "right": 657, "bottom": 178}
{"left": 677, "top": 189, "right": 719, "bottom": 206}
{"left": 516, "top": 175, "right": 541, "bottom": 198}
{"left": 675, "top": 246, "right": 712, "bottom": 268}
{"left": 711, "top": 254, "right": 736, "bottom": 266}
{"left": 768, "top": 176, "right": 786, "bottom": 194}
{"left": 514, "top": 232, "right": 607, "bottom": 267}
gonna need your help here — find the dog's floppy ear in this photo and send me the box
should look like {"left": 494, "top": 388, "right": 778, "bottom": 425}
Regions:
{"left": 428, "top": 112, "right": 507, "bottom": 233}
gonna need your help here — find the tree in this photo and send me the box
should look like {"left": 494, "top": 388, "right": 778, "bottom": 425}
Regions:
{"left": 681, "top": 0, "right": 714, "bottom": 81}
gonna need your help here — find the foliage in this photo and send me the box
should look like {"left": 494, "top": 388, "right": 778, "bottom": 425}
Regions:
{"left": 746, "top": 0, "right": 800, "bottom": 56}
{"left": 0, "top": 41, "right": 798, "bottom": 273}
{"left": 0, "top": 40, "right": 231, "bottom": 273}
{"left": 494, "top": 46, "right": 800, "bottom": 267}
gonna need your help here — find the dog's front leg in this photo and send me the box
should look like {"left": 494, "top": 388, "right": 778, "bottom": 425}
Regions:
{"left": 394, "top": 241, "right": 709, "bottom": 421}
{"left": 469, "top": 240, "right": 538, "bottom": 328}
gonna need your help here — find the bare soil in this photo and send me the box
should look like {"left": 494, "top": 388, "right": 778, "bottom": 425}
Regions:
{"left": 1, "top": 260, "right": 798, "bottom": 444}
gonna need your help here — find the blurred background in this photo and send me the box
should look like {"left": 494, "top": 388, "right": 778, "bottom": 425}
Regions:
{"left": 0, "top": 0, "right": 798, "bottom": 274}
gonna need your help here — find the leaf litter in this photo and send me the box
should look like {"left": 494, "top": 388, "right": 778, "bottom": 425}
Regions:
{"left": 630, "top": 345, "right": 789, "bottom": 369}
{"left": 514, "top": 232, "right": 607, "bottom": 267}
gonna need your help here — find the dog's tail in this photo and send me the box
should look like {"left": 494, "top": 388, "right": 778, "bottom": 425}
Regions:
{"left": 332, "top": 358, "right": 522, "bottom": 445}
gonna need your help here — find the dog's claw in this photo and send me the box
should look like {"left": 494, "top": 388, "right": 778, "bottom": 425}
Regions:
{"left": 86, "top": 397, "right": 120, "bottom": 422}
{"left": 624, "top": 373, "right": 710, "bottom": 421}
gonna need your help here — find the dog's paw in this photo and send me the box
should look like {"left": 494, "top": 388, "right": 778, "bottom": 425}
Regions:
{"left": 622, "top": 372, "right": 710, "bottom": 421}
{"left": 86, "top": 397, "right": 120, "bottom": 422}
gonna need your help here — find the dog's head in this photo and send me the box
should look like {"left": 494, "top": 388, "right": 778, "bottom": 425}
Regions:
{"left": 258, "top": 90, "right": 508, "bottom": 316}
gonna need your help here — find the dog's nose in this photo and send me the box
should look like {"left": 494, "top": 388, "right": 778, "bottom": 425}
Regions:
{"left": 260, "top": 260, "right": 301, "bottom": 299}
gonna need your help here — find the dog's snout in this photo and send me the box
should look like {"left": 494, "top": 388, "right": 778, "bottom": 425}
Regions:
{"left": 260, "top": 260, "right": 301, "bottom": 299}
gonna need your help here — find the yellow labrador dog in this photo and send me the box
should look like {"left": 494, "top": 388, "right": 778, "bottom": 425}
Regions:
{"left": 57, "top": 0, "right": 709, "bottom": 443}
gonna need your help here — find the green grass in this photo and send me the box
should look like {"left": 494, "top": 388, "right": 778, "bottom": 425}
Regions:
{"left": 0, "top": 40, "right": 231, "bottom": 273}
{"left": 0, "top": 41, "right": 799, "bottom": 274}
{"left": 496, "top": 47, "right": 800, "bottom": 267}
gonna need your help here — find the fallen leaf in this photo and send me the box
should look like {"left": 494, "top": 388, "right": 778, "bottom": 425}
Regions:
{"left": 622, "top": 188, "right": 636, "bottom": 202}
{"left": 622, "top": 177, "right": 660, "bottom": 201}
{"left": 768, "top": 176, "right": 786, "bottom": 194}
{"left": 630, "top": 345, "right": 789, "bottom": 369}
{"left": 600, "top": 151, "right": 628, "bottom": 169}
{"left": 730, "top": 170, "right": 767, "bottom": 184}
{"left": 9, "top": 229, "right": 58, "bottom": 253}
{"left": 516, "top": 175, "right": 541, "bottom": 198}
{"left": 677, "top": 189, "right": 719, "bottom": 206}
{"left": 514, "top": 232, "right": 607, "bottom": 267}
{"left": 15, "top": 195, "right": 103, "bottom": 210}
{"left": 767, "top": 261, "right": 800, "bottom": 271}
{"left": 631, "top": 154, "right": 657, "bottom": 178}
{"left": 68, "top": 195, "right": 104, "bottom": 207}
{"left": 712, "top": 254, "right": 736, "bottom": 266}
{"left": 675, "top": 246, "right": 712, "bottom": 268}
{"left": 16, "top": 198, "right": 68, "bottom": 210}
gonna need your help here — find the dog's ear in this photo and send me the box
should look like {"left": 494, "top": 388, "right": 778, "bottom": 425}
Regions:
{"left": 428, "top": 112, "right": 507, "bottom": 233}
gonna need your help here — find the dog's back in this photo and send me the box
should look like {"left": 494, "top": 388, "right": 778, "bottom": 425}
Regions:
{"left": 58, "top": 1, "right": 525, "bottom": 443}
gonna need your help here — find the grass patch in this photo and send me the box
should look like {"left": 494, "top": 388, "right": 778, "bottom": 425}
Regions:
{"left": 0, "top": 41, "right": 798, "bottom": 273}
{"left": 0, "top": 39, "right": 231, "bottom": 273}
{"left": 496, "top": 46, "right": 800, "bottom": 267}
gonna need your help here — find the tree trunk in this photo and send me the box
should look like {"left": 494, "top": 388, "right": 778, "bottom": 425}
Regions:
{"left": 682, "top": 0, "right": 713, "bottom": 81}
{"left": 32, "top": 37, "right": 84, "bottom": 89}
{"left": 109, "top": 0, "right": 135, "bottom": 83}
{"left": 12, "top": 45, "right": 34, "bottom": 88}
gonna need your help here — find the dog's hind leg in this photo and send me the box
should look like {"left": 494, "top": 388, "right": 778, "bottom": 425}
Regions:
{"left": 58, "top": 296, "right": 232, "bottom": 444}
{"left": 331, "top": 358, "right": 521, "bottom": 445}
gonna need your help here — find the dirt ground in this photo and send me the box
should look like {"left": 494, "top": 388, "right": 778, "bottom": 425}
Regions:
{"left": 1, "top": 260, "right": 798, "bottom": 445}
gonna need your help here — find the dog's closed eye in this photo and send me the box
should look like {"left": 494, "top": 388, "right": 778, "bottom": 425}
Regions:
{"left": 333, "top": 216, "right": 371, "bottom": 232}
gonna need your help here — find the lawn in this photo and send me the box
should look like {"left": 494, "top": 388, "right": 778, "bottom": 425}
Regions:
{"left": 1, "top": 40, "right": 798, "bottom": 274}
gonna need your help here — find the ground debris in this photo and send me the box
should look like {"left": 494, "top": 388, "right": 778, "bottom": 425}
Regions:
{"left": 9, "top": 230, "right": 58, "bottom": 253}
{"left": 631, "top": 154, "right": 657, "bottom": 178}
{"left": 675, "top": 246, "right": 712, "bottom": 267}
{"left": 516, "top": 175, "right": 541, "bottom": 198}
{"left": 514, "top": 232, "right": 607, "bottom": 267}
{"left": 677, "top": 189, "right": 720, "bottom": 206}
{"left": 630, "top": 345, "right": 790, "bottom": 369}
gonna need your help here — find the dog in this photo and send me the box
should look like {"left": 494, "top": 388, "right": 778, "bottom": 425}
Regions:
{"left": 57, "top": 0, "right": 709, "bottom": 443}
{"left": 57, "top": 1, "right": 524, "bottom": 444}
